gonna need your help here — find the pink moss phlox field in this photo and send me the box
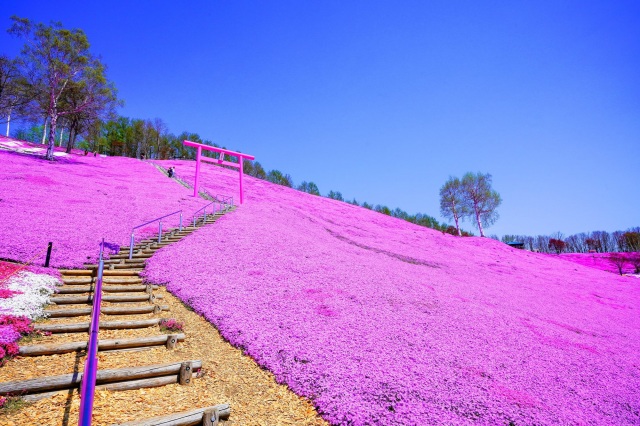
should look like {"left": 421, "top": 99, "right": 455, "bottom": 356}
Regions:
{"left": 143, "top": 161, "right": 640, "bottom": 425}
{"left": 553, "top": 252, "right": 638, "bottom": 275}
{"left": 0, "top": 146, "right": 208, "bottom": 268}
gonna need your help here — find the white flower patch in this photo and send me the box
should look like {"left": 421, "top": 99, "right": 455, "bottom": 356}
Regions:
{"left": 0, "top": 271, "right": 60, "bottom": 319}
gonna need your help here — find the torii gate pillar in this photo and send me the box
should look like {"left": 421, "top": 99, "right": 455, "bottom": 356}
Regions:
{"left": 183, "top": 140, "right": 255, "bottom": 204}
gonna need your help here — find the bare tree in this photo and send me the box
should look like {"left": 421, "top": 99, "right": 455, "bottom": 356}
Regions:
{"left": 608, "top": 254, "right": 629, "bottom": 276}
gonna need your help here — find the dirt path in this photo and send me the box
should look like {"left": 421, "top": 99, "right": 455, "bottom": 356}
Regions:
{"left": 0, "top": 285, "right": 328, "bottom": 425}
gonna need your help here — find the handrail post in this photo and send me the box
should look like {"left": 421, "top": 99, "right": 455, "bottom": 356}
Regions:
{"left": 129, "top": 233, "right": 134, "bottom": 260}
{"left": 158, "top": 222, "right": 162, "bottom": 244}
{"left": 179, "top": 212, "right": 183, "bottom": 232}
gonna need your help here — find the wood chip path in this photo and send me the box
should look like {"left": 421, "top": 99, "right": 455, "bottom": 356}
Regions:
{"left": 0, "top": 284, "right": 328, "bottom": 425}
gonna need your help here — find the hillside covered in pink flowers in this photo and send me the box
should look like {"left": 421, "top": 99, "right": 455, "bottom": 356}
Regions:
{"left": 0, "top": 144, "right": 206, "bottom": 268}
{"left": 1, "top": 145, "right": 639, "bottom": 424}
{"left": 143, "top": 160, "right": 640, "bottom": 425}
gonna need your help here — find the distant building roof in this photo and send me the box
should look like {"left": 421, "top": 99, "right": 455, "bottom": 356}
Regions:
{"left": 506, "top": 241, "right": 525, "bottom": 248}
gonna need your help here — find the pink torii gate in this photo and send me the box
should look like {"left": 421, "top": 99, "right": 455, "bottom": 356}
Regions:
{"left": 183, "top": 140, "right": 255, "bottom": 204}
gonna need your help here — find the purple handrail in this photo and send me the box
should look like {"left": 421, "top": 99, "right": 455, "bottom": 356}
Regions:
{"left": 78, "top": 240, "right": 105, "bottom": 426}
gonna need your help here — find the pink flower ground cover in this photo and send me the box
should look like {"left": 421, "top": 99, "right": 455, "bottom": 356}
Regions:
{"left": 143, "top": 161, "right": 640, "bottom": 425}
{"left": 554, "top": 252, "right": 638, "bottom": 275}
{"left": 0, "top": 147, "right": 207, "bottom": 268}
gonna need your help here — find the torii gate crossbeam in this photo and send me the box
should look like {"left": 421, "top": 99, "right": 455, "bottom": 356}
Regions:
{"left": 183, "top": 140, "right": 255, "bottom": 204}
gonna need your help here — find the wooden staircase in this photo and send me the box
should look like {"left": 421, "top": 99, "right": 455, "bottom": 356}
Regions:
{"left": 1, "top": 203, "right": 236, "bottom": 424}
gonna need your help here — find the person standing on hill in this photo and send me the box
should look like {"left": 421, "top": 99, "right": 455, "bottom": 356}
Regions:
{"left": 168, "top": 167, "right": 174, "bottom": 178}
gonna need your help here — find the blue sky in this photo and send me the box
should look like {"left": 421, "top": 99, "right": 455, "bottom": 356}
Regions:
{"left": 2, "top": 1, "right": 639, "bottom": 237}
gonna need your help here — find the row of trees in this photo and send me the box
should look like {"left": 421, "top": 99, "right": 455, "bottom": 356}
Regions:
{"left": 498, "top": 229, "right": 640, "bottom": 254}
{"left": 439, "top": 172, "right": 502, "bottom": 237}
{"left": 2, "top": 17, "right": 119, "bottom": 160}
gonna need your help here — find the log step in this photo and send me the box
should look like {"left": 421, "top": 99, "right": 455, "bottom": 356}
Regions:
{"left": 60, "top": 269, "right": 141, "bottom": 277}
{"left": 108, "top": 253, "right": 154, "bottom": 260}
{"left": 46, "top": 305, "right": 169, "bottom": 317}
{"left": 86, "top": 263, "right": 145, "bottom": 269}
{"left": 18, "top": 333, "right": 186, "bottom": 356}
{"left": 50, "top": 294, "right": 162, "bottom": 305}
{"left": 112, "top": 404, "right": 231, "bottom": 426}
{"left": 62, "top": 276, "right": 143, "bottom": 285}
{"left": 56, "top": 285, "right": 158, "bottom": 294}
{"left": 34, "top": 318, "right": 161, "bottom": 333}
{"left": 0, "top": 360, "right": 201, "bottom": 396}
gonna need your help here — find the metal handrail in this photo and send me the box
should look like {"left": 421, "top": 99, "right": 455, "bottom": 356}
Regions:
{"left": 78, "top": 240, "right": 106, "bottom": 426}
{"left": 216, "top": 194, "right": 234, "bottom": 208}
{"left": 190, "top": 193, "right": 235, "bottom": 226}
{"left": 129, "top": 210, "right": 183, "bottom": 259}
{"left": 192, "top": 201, "right": 216, "bottom": 227}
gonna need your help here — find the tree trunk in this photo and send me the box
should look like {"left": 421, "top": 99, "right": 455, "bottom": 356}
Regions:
{"left": 453, "top": 213, "right": 461, "bottom": 236}
{"left": 475, "top": 208, "right": 485, "bottom": 237}
{"left": 59, "top": 127, "right": 64, "bottom": 146}
{"left": 41, "top": 118, "right": 48, "bottom": 145}
{"left": 5, "top": 108, "right": 10, "bottom": 137}
{"left": 66, "top": 126, "right": 77, "bottom": 154}
{"left": 47, "top": 113, "right": 58, "bottom": 160}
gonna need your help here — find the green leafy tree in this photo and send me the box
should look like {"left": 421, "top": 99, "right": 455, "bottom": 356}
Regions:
{"left": 439, "top": 176, "right": 468, "bottom": 236}
{"left": 9, "top": 17, "right": 115, "bottom": 160}
{"left": 391, "top": 208, "right": 409, "bottom": 220}
{"left": 57, "top": 64, "right": 119, "bottom": 153}
{"left": 251, "top": 161, "right": 267, "bottom": 180}
{"left": 618, "top": 231, "right": 640, "bottom": 252}
{"left": 327, "top": 190, "right": 344, "bottom": 201}
{"left": 298, "top": 181, "right": 320, "bottom": 195}
{"left": 266, "top": 170, "right": 293, "bottom": 187}
{"left": 175, "top": 131, "right": 202, "bottom": 159}
{"left": 13, "top": 124, "right": 43, "bottom": 142}
{"left": 374, "top": 204, "right": 392, "bottom": 215}
{"left": 0, "top": 54, "right": 32, "bottom": 136}
{"left": 461, "top": 172, "right": 501, "bottom": 237}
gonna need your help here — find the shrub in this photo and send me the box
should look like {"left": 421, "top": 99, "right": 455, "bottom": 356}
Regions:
{"left": 0, "top": 395, "right": 31, "bottom": 414}
{"left": 159, "top": 318, "right": 184, "bottom": 332}
{"left": 0, "top": 315, "right": 34, "bottom": 365}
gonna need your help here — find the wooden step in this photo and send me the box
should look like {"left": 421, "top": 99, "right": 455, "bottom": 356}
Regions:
{"left": 109, "top": 253, "right": 154, "bottom": 260}
{"left": 112, "top": 404, "right": 231, "bottom": 426}
{"left": 56, "top": 285, "right": 158, "bottom": 294}
{"left": 18, "top": 333, "right": 186, "bottom": 356}
{"left": 50, "top": 294, "right": 161, "bottom": 305}
{"left": 34, "top": 318, "right": 161, "bottom": 333}
{"left": 62, "top": 276, "right": 143, "bottom": 285}
{"left": 86, "top": 262, "right": 145, "bottom": 269}
{"left": 60, "top": 269, "right": 141, "bottom": 277}
{"left": 108, "top": 253, "right": 157, "bottom": 261}
{"left": 0, "top": 360, "right": 201, "bottom": 396}
{"left": 46, "top": 305, "right": 169, "bottom": 318}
